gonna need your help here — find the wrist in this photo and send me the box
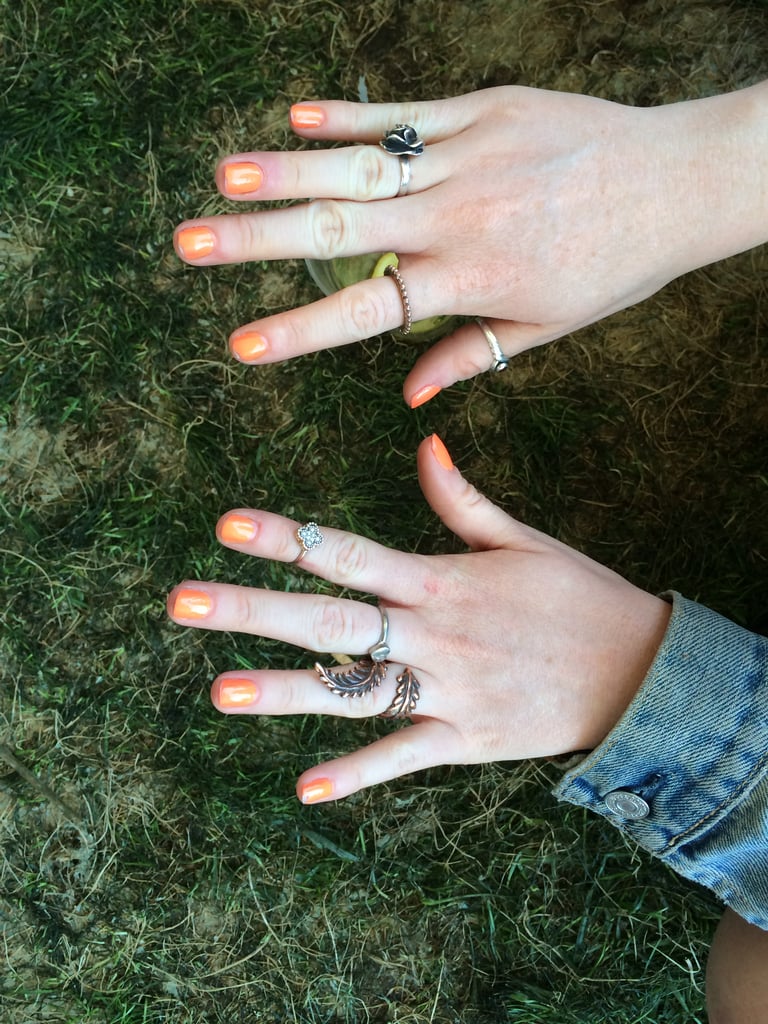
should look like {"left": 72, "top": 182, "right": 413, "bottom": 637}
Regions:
{"left": 647, "top": 81, "right": 768, "bottom": 275}
{"left": 577, "top": 588, "right": 673, "bottom": 752}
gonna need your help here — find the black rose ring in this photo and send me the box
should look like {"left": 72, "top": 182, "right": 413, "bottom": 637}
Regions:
{"left": 379, "top": 124, "right": 425, "bottom": 157}
{"left": 379, "top": 124, "right": 425, "bottom": 197}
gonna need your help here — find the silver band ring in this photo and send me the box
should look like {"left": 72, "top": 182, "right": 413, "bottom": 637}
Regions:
{"left": 385, "top": 264, "right": 412, "bottom": 335}
{"left": 396, "top": 155, "right": 412, "bottom": 197}
{"left": 368, "top": 606, "right": 391, "bottom": 662}
{"left": 293, "top": 521, "right": 323, "bottom": 564}
{"left": 476, "top": 318, "right": 509, "bottom": 373}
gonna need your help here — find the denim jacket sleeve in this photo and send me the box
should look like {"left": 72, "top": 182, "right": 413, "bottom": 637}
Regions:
{"left": 552, "top": 591, "right": 768, "bottom": 928}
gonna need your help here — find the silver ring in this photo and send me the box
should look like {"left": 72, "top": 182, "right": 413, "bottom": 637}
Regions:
{"left": 368, "top": 606, "right": 390, "bottom": 662}
{"left": 476, "top": 318, "right": 509, "bottom": 373}
{"left": 292, "top": 521, "right": 323, "bottom": 564}
{"left": 396, "top": 155, "right": 412, "bottom": 197}
{"left": 380, "top": 124, "right": 424, "bottom": 199}
{"left": 384, "top": 263, "right": 412, "bottom": 335}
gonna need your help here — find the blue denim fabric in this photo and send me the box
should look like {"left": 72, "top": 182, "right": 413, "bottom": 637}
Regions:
{"left": 553, "top": 592, "right": 768, "bottom": 928}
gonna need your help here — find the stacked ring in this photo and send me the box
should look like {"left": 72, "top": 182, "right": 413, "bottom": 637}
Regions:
{"left": 379, "top": 123, "right": 425, "bottom": 199}
{"left": 314, "top": 605, "right": 422, "bottom": 720}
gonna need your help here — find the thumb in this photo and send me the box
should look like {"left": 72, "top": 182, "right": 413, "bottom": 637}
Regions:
{"left": 404, "top": 318, "right": 559, "bottom": 408}
{"left": 417, "top": 434, "right": 525, "bottom": 551}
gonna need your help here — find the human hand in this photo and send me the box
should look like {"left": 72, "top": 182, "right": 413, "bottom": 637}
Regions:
{"left": 174, "top": 83, "right": 767, "bottom": 405}
{"left": 167, "top": 435, "right": 671, "bottom": 803}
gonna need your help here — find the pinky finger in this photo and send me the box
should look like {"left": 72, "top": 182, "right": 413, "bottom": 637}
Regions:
{"left": 296, "top": 719, "right": 458, "bottom": 804}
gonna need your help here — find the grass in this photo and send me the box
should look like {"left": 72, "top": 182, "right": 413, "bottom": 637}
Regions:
{"left": 1, "top": 0, "right": 767, "bottom": 1020}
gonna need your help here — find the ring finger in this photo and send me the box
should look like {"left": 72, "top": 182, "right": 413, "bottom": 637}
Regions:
{"left": 174, "top": 188, "right": 438, "bottom": 266}
{"left": 216, "top": 142, "right": 449, "bottom": 203}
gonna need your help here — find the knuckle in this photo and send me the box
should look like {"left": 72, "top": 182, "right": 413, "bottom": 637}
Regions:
{"left": 339, "top": 285, "right": 389, "bottom": 337}
{"left": 235, "top": 588, "right": 264, "bottom": 632}
{"left": 309, "top": 199, "right": 352, "bottom": 260}
{"left": 394, "top": 103, "right": 424, "bottom": 131}
{"left": 276, "top": 311, "right": 304, "bottom": 355}
{"left": 460, "top": 480, "right": 490, "bottom": 516}
{"left": 278, "top": 528, "right": 301, "bottom": 563}
{"left": 394, "top": 743, "right": 421, "bottom": 775}
{"left": 441, "top": 628, "right": 475, "bottom": 663}
{"left": 331, "top": 535, "right": 369, "bottom": 583}
{"left": 313, "top": 598, "right": 353, "bottom": 650}
{"left": 345, "top": 689, "right": 380, "bottom": 719}
{"left": 238, "top": 214, "right": 263, "bottom": 254}
{"left": 449, "top": 245, "right": 495, "bottom": 296}
{"left": 352, "top": 147, "right": 392, "bottom": 200}
{"left": 280, "top": 675, "right": 307, "bottom": 713}
{"left": 457, "top": 347, "right": 492, "bottom": 380}
{"left": 468, "top": 722, "right": 504, "bottom": 758}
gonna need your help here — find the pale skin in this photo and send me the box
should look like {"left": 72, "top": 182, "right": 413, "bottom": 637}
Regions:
{"left": 167, "top": 434, "right": 671, "bottom": 800}
{"left": 170, "top": 83, "right": 768, "bottom": 1017}
{"left": 174, "top": 81, "right": 768, "bottom": 405}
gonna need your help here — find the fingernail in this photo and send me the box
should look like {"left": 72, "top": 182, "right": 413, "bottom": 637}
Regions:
{"left": 430, "top": 433, "right": 454, "bottom": 471}
{"left": 409, "top": 384, "right": 441, "bottom": 409}
{"left": 176, "top": 226, "right": 216, "bottom": 260}
{"left": 173, "top": 588, "right": 213, "bottom": 619}
{"left": 216, "top": 677, "right": 260, "bottom": 709}
{"left": 299, "top": 778, "right": 334, "bottom": 804}
{"left": 223, "top": 161, "right": 264, "bottom": 194}
{"left": 290, "top": 104, "right": 325, "bottom": 129}
{"left": 230, "top": 331, "right": 269, "bottom": 362}
{"left": 219, "top": 513, "right": 259, "bottom": 543}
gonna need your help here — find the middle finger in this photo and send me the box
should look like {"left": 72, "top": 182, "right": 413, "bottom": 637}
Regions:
{"left": 167, "top": 582, "right": 419, "bottom": 667}
{"left": 174, "top": 196, "right": 428, "bottom": 266}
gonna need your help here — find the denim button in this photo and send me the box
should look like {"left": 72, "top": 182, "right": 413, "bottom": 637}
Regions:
{"left": 604, "top": 790, "right": 650, "bottom": 820}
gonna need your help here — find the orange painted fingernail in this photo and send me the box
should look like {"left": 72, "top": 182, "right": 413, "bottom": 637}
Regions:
{"left": 216, "top": 677, "right": 259, "bottom": 709}
{"left": 219, "top": 513, "right": 258, "bottom": 543}
{"left": 430, "top": 433, "right": 454, "bottom": 471}
{"left": 409, "top": 384, "right": 441, "bottom": 409}
{"left": 299, "top": 778, "right": 334, "bottom": 804}
{"left": 290, "top": 104, "right": 325, "bottom": 129}
{"left": 230, "top": 331, "right": 269, "bottom": 362}
{"left": 176, "top": 226, "right": 216, "bottom": 260}
{"left": 224, "top": 162, "right": 264, "bottom": 194}
{"left": 173, "top": 588, "right": 213, "bottom": 619}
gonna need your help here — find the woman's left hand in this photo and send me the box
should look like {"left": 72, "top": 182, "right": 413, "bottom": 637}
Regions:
{"left": 167, "top": 435, "right": 671, "bottom": 803}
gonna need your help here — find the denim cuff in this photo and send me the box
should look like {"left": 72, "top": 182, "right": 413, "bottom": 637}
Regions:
{"left": 553, "top": 592, "right": 768, "bottom": 928}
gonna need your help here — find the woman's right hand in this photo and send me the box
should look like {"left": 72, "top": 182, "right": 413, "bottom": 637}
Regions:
{"left": 173, "top": 82, "right": 768, "bottom": 404}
